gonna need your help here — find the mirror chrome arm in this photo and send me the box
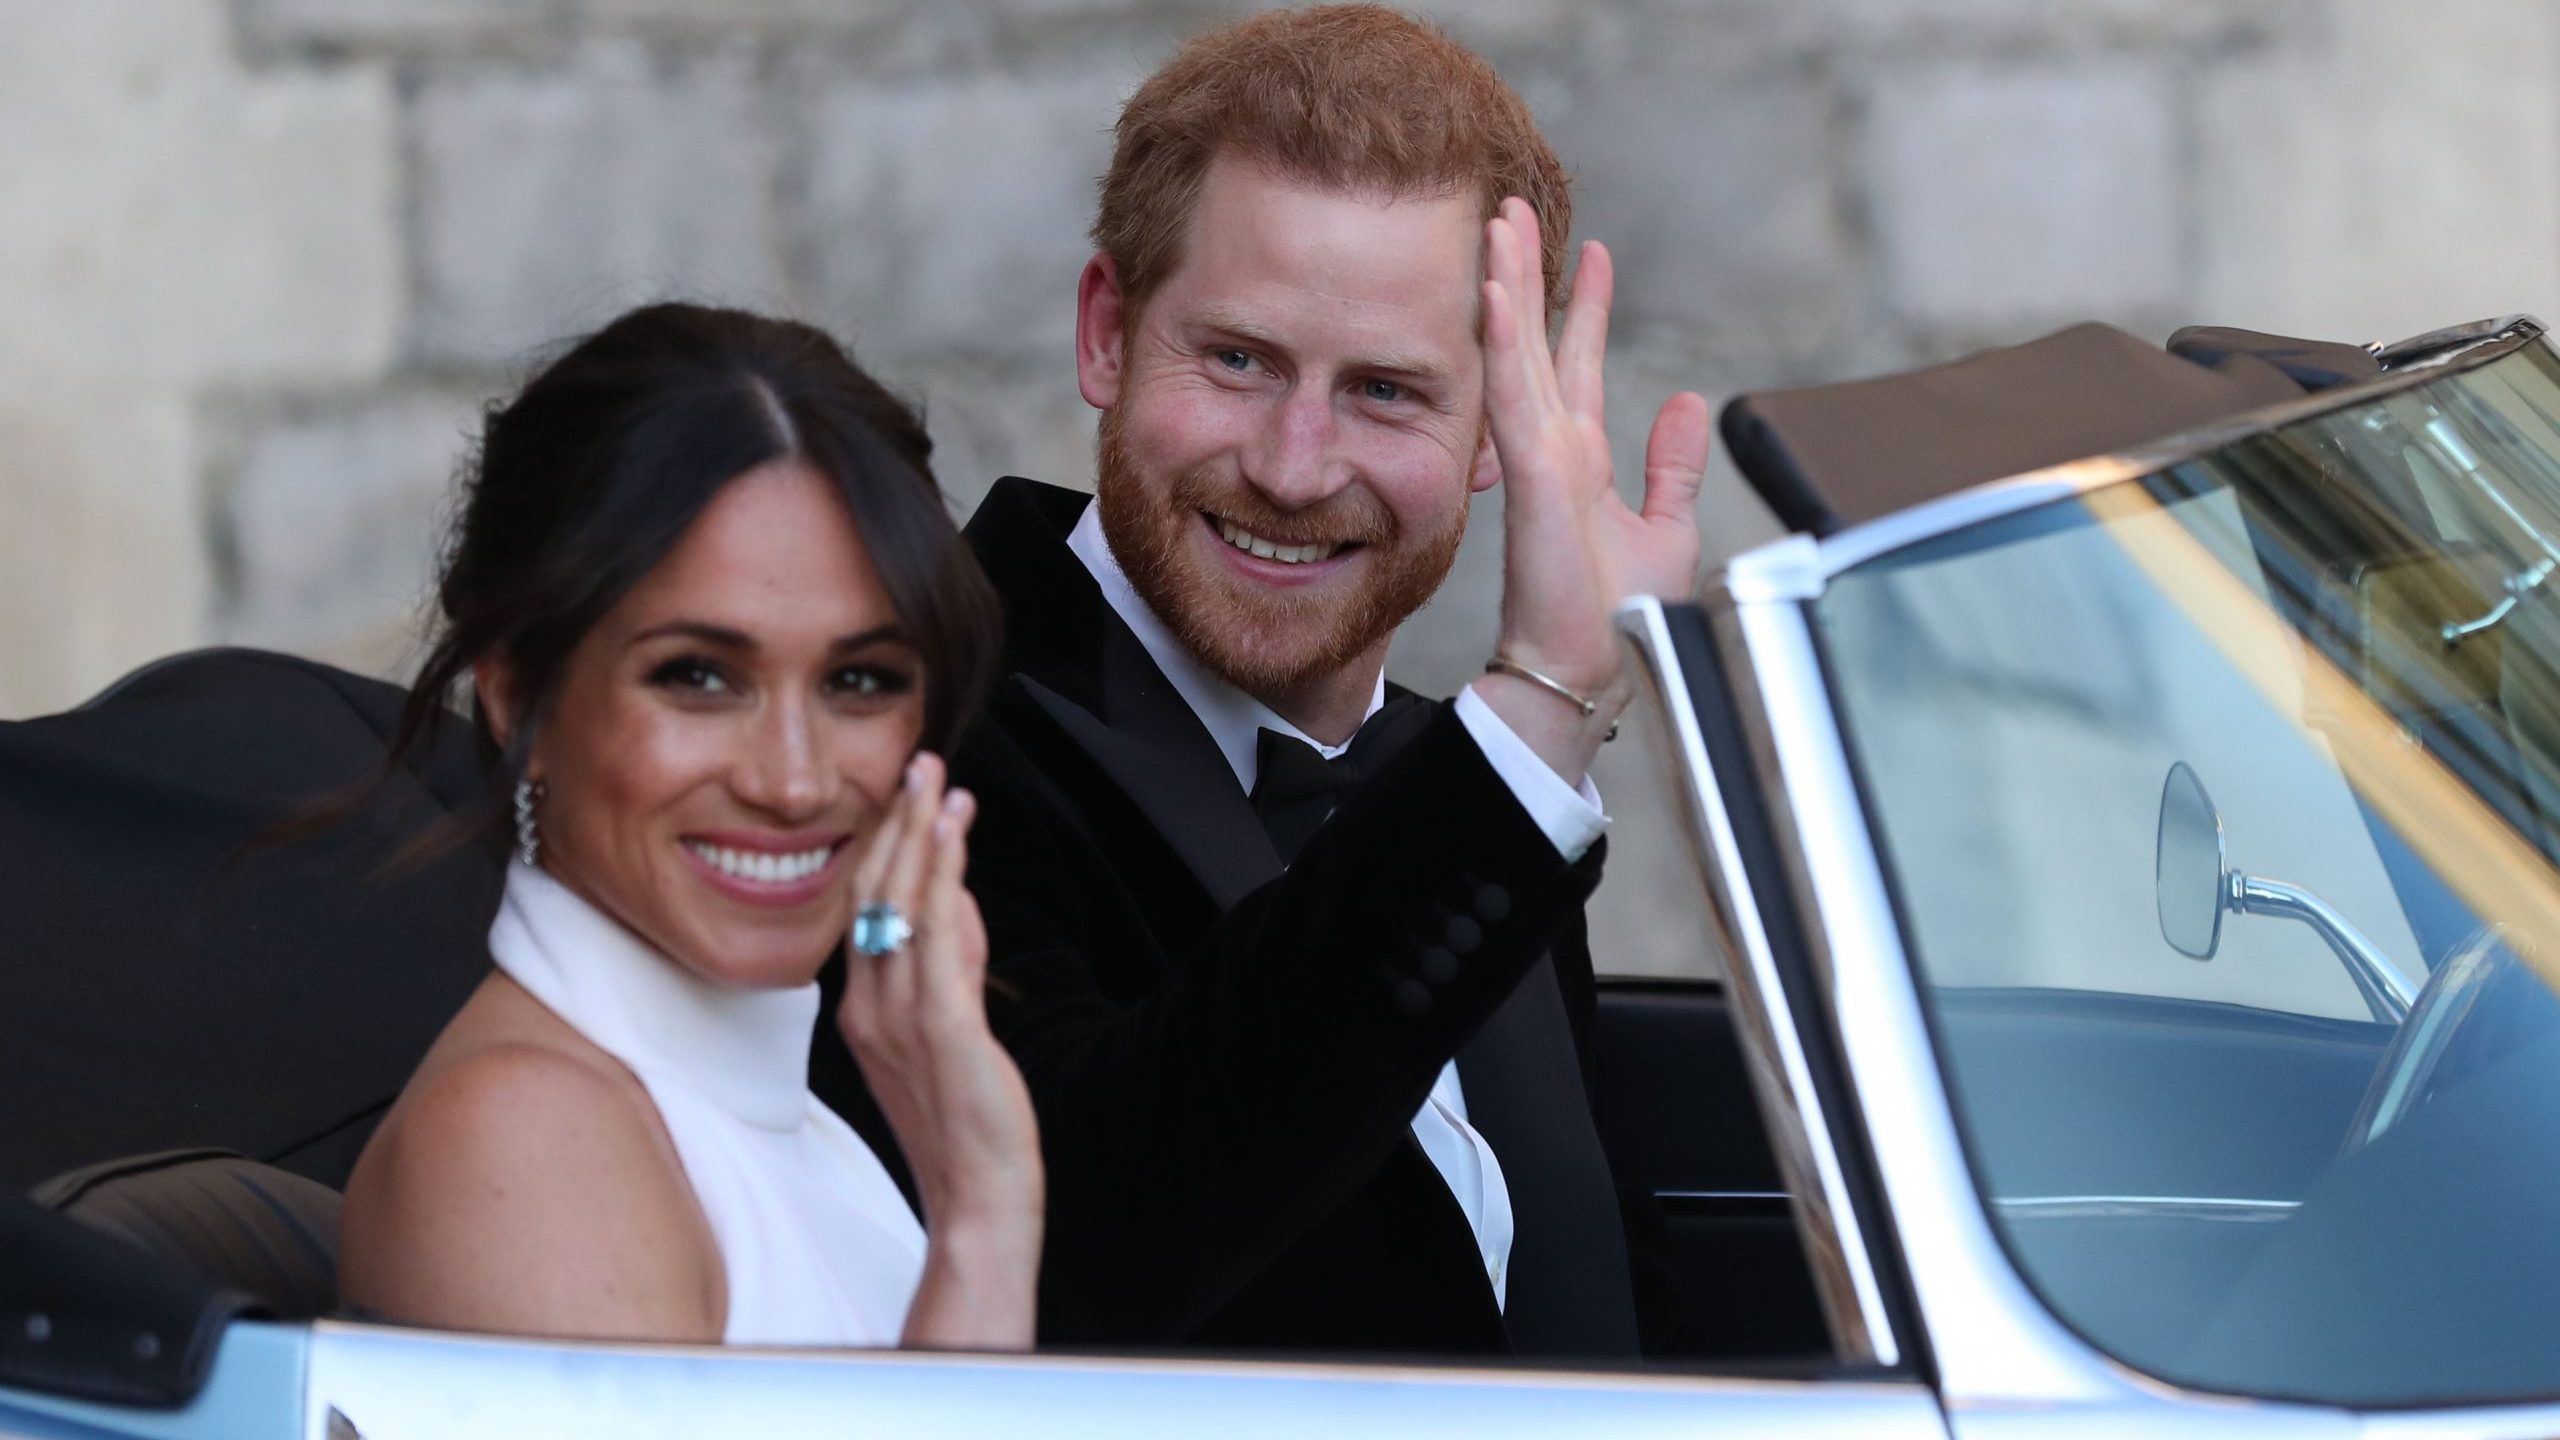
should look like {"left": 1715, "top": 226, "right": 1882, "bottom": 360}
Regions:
{"left": 2228, "top": 873, "right": 2416, "bottom": 1023}
{"left": 2439, "top": 554, "right": 2555, "bottom": 647}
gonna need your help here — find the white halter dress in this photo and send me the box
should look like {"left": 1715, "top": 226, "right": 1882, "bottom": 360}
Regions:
{"left": 486, "top": 859, "right": 927, "bottom": 1346}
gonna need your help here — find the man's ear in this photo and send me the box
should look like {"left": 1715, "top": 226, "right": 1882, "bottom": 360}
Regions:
{"left": 1468, "top": 427, "right": 1502, "bottom": 493}
{"left": 472, "top": 655, "right": 527, "bottom": 765}
{"left": 1075, "top": 253, "right": 1129, "bottom": 411}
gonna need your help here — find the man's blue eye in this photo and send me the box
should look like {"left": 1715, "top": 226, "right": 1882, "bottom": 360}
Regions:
{"left": 1216, "top": 350, "right": 1253, "bottom": 372}
{"left": 1362, "top": 379, "right": 1405, "bottom": 403}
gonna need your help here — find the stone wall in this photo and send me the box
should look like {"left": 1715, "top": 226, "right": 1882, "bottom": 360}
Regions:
{"left": 7, "top": 0, "right": 2558, "bottom": 974}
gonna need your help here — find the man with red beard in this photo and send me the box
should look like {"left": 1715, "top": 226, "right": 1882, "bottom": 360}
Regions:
{"left": 812, "top": 5, "right": 1710, "bottom": 1357}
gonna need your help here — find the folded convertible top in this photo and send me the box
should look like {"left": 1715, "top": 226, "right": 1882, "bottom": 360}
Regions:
{"left": 1721, "top": 323, "right": 2384, "bottom": 536}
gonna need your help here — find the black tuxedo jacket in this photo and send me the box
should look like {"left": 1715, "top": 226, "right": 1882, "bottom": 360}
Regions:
{"left": 813, "top": 478, "right": 1638, "bottom": 1358}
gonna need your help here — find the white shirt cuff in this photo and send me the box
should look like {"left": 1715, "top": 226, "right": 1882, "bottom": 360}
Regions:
{"left": 1453, "top": 684, "right": 1608, "bottom": 862}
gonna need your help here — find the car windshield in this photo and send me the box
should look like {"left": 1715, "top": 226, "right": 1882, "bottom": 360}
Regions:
{"left": 1815, "top": 332, "right": 2560, "bottom": 1409}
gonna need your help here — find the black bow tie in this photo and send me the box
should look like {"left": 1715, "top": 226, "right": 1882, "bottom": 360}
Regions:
{"left": 1248, "top": 695, "right": 1430, "bottom": 866}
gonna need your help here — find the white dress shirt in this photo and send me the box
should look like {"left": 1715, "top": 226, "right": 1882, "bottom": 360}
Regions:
{"left": 1065, "top": 504, "right": 1608, "bottom": 1308}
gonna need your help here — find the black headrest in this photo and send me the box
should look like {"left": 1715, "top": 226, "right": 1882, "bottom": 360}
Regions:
{"left": 1721, "top": 322, "right": 2378, "bottom": 537}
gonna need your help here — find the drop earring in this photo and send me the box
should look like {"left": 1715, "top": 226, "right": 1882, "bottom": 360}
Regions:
{"left": 514, "top": 778, "right": 547, "bottom": 867}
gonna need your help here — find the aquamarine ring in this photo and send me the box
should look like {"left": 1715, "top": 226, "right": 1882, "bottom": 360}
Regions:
{"left": 851, "top": 901, "right": 912, "bottom": 957}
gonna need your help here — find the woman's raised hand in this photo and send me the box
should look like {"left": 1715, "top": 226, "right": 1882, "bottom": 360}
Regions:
{"left": 839, "top": 750, "right": 1043, "bottom": 1348}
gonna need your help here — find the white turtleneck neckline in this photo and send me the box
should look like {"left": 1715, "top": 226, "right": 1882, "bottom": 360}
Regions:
{"left": 487, "top": 859, "right": 819, "bottom": 1134}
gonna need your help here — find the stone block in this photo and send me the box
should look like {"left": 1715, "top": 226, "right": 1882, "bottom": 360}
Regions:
{"left": 1423, "top": 0, "right": 1584, "bottom": 53}
{"left": 1799, "top": 0, "right": 2272, "bottom": 51}
{"left": 1557, "top": 77, "right": 1858, "bottom": 372}
{"left": 585, "top": 0, "right": 899, "bottom": 29}
{"left": 0, "top": 390, "right": 206, "bottom": 720}
{"left": 2195, "top": 1, "right": 2560, "bottom": 342}
{"left": 1867, "top": 60, "right": 2182, "bottom": 330}
{"left": 238, "top": 0, "right": 551, "bottom": 53}
{"left": 895, "top": 357, "right": 1098, "bottom": 519}
{"left": 0, "top": 3, "right": 402, "bottom": 390}
{"left": 215, "top": 391, "right": 480, "bottom": 679}
{"left": 804, "top": 68, "right": 1128, "bottom": 363}
{"left": 412, "top": 44, "right": 788, "bottom": 367}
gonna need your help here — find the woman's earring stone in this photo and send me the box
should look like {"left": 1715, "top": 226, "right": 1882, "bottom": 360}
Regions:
{"left": 514, "top": 778, "right": 547, "bottom": 867}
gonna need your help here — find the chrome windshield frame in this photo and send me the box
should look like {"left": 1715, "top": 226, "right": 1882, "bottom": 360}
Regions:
{"left": 1614, "top": 597, "right": 1901, "bottom": 1367}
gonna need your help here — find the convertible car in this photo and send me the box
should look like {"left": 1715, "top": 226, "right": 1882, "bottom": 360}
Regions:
{"left": 8, "top": 314, "right": 2560, "bottom": 1436}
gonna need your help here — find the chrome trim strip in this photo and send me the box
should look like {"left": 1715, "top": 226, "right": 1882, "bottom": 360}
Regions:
{"left": 2369, "top": 313, "right": 2537, "bottom": 368}
{"left": 299, "top": 1320, "right": 1950, "bottom": 1438}
{"left": 1615, "top": 596, "right": 1899, "bottom": 1367}
{"left": 2364, "top": 1401, "right": 2560, "bottom": 1437}
{"left": 1993, "top": 1196, "right": 2300, "bottom": 1223}
{"left": 1716, "top": 315, "right": 2550, "bottom": 596}
{"left": 1721, "top": 533, "right": 1828, "bottom": 605}
{"left": 1722, "top": 592, "right": 2136, "bottom": 1404}
{"left": 1804, "top": 464, "right": 2144, "bottom": 584}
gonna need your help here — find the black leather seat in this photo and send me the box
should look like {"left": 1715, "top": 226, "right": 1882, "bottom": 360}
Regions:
{"left": 32, "top": 1149, "right": 341, "bottom": 1319}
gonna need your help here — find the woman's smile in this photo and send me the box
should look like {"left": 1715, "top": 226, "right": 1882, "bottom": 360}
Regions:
{"left": 679, "top": 830, "right": 854, "bottom": 908}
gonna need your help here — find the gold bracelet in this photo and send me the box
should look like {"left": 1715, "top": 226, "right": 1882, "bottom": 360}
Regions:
{"left": 1484, "top": 655, "right": 1620, "bottom": 741}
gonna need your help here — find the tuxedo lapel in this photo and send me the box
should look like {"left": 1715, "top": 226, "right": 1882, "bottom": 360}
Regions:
{"left": 1015, "top": 647, "right": 1278, "bottom": 911}
{"left": 971, "top": 478, "right": 1280, "bottom": 911}
{"left": 1458, "top": 957, "right": 1639, "bottom": 1357}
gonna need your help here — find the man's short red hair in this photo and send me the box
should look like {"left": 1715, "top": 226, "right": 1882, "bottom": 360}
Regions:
{"left": 1094, "top": 4, "right": 1573, "bottom": 317}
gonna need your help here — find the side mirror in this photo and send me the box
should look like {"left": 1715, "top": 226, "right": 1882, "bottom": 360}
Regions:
{"left": 2156, "top": 761, "right": 2227, "bottom": 960}
{"left": 2153, "top": 761, "right": 2416, "bottom": 1020}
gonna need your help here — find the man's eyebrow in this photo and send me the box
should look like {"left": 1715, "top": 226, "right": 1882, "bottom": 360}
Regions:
{"left": 1193, "top": 306, "right": 1283, "bottom": 348}
{"left": 1355, "top": 348, "right": 1457, "bottom": 385}
{"left": 628, "top": 621, "right": 911, "bottom": 652}
{"left": 1193, "top": 307, "right": 1456, "bottom": 386}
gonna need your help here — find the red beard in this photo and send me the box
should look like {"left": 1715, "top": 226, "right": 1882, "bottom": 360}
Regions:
{"left": 1093, "top": 401, "right": 1467, "bottom": 699}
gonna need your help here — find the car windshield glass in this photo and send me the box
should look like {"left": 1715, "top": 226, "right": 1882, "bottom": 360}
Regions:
{"left": 1816, "top": 334, "right": 2560, "bottom": 1409}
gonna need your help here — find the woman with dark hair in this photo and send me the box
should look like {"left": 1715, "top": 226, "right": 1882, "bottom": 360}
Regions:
{"left": 336, "top": 303, "right": 1040, "bottom": 1349}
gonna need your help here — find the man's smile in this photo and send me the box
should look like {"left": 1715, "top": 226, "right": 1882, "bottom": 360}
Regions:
{"left": 1209, "top": 512, "right": 1357, "bottom": 566}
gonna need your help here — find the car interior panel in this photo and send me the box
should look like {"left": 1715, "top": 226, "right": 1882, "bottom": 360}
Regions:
{"left": 1590, "top": 981, "right": 1828, "bottom": 1361}
{"left": 1932, "top": 988, "right": 2390, "bottom": 1201}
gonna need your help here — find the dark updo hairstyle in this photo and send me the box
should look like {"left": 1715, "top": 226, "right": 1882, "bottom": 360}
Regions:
{"left": 387, "top": 302, "right": 1001, "bottom": 853}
